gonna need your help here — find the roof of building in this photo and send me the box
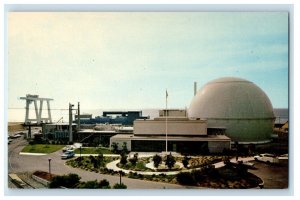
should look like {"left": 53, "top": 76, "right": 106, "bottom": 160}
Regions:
{"left": 46, "top": 123, "right": 77, "bottom": 126}
{"left": 188, "top": 77, "right": 274, "bottom": 119}
{"left": 110, "top": 134, "right": 231, "bottom": 142}
{"left": 78, "top": 129, "right": 116, "bottom": 134}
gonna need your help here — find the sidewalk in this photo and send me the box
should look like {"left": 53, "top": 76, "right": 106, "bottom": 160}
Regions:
{"left": 19, "top": 152, "right": 47, "bottom": 156}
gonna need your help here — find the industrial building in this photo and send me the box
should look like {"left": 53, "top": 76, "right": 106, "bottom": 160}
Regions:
{"left": 110, "top": 109, "right": 231, "bottom": 154}
{"left": 110, "top": 77, "right": 276, "bottom": 153}
{"left": 188, "top": 77, "right": 275, "bottom": 144}
{"left": 75, "top": 111, "right": 149, "bottom": 125}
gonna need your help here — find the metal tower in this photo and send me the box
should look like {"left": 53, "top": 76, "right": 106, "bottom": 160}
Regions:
{"left": 20, "top": 94, "right": 53, "bottom": 125}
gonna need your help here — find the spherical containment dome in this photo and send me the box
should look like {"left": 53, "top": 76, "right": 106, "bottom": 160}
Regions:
{"left": 188, "top": 77, "right": 275, "bottom": 144}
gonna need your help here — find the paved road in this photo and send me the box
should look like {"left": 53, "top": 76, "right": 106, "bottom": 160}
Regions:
{"left": 8, "top": 138, "right": 190, "bottom": 189}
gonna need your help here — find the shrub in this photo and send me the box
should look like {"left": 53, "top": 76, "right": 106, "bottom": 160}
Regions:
{"left": 153, "top": 154, "right": 162, "bottom": 168}
{"left": 176, "top": 172, "right": 196, "bottom": 186}
{"left": 182, "top": 156, "right": 190, "bottom": 168}
{"left": 120, "top": 152, "right": 128, "bottom": 165}
{"left": 113, "top": 183, "right": 127, "bottom": 189}
{"left": 99, "top": 179, "right": 110, "bottom": 188}
{"left": 165, "top": 153, "right": 176, "bottom": 169}
{"left": 49, "top": 173, "right": 81, "bottom": 188}
{"left": 129, "top": 153, "right": 138, "bottom": 166}
{"left": 111, "top": 142, "right": 118, "bottom": 153}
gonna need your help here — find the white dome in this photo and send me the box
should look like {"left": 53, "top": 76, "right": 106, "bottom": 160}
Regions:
{"left": 188, "top": 77, "right": 275, "bottom": 143}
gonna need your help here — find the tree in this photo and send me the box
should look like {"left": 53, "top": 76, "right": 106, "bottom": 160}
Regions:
{"left": 120, "top": 152, "right": 128, "bottom": 165}
{"left": 111, "top": 142, "right": 118, "bottom": 153}
{"left": 89, "top": 155, "right": 98, "bottom": 168}
{"left": 182, "top": 155, "right": 190, "bottom": 168}
{"left": 129, "top": 153, "right": 138, "bottom": 166}
{"left": 165, "top": 153, "right": 176, "bottom": 169}
{"left": 153, "top": 154, "right": 162, "bottom": 168}
{"left": 122, "top": 142, "right": 128, "bottom": 153}
{"left": 96, "top": 153, "right": 104, "bottom": 168}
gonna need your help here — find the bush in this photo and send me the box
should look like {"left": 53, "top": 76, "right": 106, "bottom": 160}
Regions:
{"left": 176, "top": 172, "right": 196, "bottom": 186}
{"left": 99, "top": 179, "right": 110, "bottom": 188}
{"left": 129, "top": 153, "right": 138, "bottom": 166}
{"left": 182, "top": 156, "right": 190, "bottom": 168}
{"left": 153, "top": 154, "right": 162, "bottom": 168}
{"left": 120, "top": 152, "right": 128, "bottom": 165}
{"left": 113, "top": 183, "right": 127, "bottom": 189}
{"left": 111, "top": 142, "right": 118, "bottom": 153}
{"left": 165, "top": 153, "right": 176, "bottom": 169}
{"left": 49, "top": 173, "right": 81, "bottom": 188}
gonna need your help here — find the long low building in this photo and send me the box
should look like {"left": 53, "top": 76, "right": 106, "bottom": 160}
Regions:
{"left": 110, "top": 111, "right": 231, "bottom": 154}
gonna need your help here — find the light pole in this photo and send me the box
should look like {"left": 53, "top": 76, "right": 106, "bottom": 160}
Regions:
{"left": 119, "top": 170, "right": 124, "bottom": 185}
{"left": 48, "top": 158, "right": 52, "bottom": 177}
{"left": 80, "top": 146, "right": 82, "bottom": 158}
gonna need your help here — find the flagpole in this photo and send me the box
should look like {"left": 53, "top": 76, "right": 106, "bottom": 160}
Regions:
{"left": 166, "top": 90, "right": 168, "bottom": 153}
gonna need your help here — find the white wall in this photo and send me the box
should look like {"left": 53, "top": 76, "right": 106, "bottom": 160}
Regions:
{"left": 134, "top": 119, "right": 207, "bottom": 136}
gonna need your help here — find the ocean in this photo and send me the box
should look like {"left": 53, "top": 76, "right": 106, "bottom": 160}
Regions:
{"left": 7, "top": 108, "right": 288, "bottom": 123}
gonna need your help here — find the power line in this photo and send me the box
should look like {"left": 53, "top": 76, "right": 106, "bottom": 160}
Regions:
{"left": 8, "top": 107, "right": 69, "bottom": 111}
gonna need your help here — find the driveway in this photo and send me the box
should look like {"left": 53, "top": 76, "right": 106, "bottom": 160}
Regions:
{"left": 7, "top": 138, "right": 189, "bottom": 189}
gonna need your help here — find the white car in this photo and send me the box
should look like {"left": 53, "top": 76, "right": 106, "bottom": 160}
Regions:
{"left": 62, "top": 145, "right": 74, "bottom": 152}
{"left": 254, "top": 154, "right": 279, "bottom": 164}
{"left": 11, "top": 134, "right": 22, "bottom": 138}
{"left": 61, "top": 150, "right": 75, "bottom": 159}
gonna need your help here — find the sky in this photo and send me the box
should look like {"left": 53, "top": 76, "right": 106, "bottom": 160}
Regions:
{"left": 7, "top": 12, "right": 289, "bottom": 122}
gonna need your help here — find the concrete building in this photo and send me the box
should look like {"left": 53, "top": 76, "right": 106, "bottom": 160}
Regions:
{"left": 42, "top": 123, "right": 77, "bottom": 141}
{"left": 188, "top": 77, "right": 275, "bottom": 144}
{"left": 110, "top": 110, "right": 231, "bottom": 154}
{"left": 110, "top": 77, "right": 277, "bottom": 153}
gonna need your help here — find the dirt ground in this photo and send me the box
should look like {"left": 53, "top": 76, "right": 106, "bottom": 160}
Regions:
{"left": 8, "top": 122, "right": 26, "bottom": 132}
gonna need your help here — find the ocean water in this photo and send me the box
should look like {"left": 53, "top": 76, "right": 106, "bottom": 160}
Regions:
{"left": 7, "top": 108, "right": 161, "bottom": 123}
{"left": 8, "top": 108, "right": 288, "bottom": 123}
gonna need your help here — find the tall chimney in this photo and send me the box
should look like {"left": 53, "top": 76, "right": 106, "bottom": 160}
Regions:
{"left": 194, "top": 82, "right": 197, "bottom": 96}
{"left": 69, "top": 103, "right": 74, "bottom": 143}
{"left": 77, "top": 102, "right": 80, "bottom": 130}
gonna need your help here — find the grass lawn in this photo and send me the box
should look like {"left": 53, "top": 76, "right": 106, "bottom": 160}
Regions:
{"left": 21, "top": 144, "right": 65, "bottom": 154}
{"left": 74, "top": 147, "right": 114, "bottom": 155}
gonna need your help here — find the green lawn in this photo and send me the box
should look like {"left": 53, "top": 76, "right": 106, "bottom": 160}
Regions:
{"left": 74, "top": 147, "right": 114, "bottom": 155}
{"left": 21, "top": 144, "right": 65, "bottom": 154}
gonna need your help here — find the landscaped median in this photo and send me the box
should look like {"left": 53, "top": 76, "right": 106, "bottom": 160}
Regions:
{"left": 21, "top": 144, "right": 65, "bottom": 154}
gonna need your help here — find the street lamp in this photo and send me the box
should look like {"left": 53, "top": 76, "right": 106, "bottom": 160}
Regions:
{"left": 48, "top": 158, "right": 52, "bottom": 177}
{"left": 118, "top": 170, "right": 124, "bottom": 185}
{"left": 80, "top": 146, "right": 82, "bottom": 158}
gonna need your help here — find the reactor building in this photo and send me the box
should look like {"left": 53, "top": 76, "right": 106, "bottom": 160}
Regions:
{"left": 188, "top": 77, "right": 275, "bottom": 144}
{"left": 110, "top": 77, "right": 275, "bottom": 153}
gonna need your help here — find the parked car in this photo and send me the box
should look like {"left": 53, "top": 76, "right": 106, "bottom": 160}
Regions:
{"left": 11, "top": 134, "right": 22, "bottom": 139}
{"left": 62, "top": 145, "right": 74, "bottom": 152}
{"left": 254, "top": 153, "right": 279, "bottom": 164}
{"left": 61, "top": 150, "right": 75, "bottom": 159}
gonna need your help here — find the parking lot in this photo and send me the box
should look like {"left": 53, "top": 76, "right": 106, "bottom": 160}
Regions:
{"left": 249, "top": 161, "right": 289, "bottom": 189}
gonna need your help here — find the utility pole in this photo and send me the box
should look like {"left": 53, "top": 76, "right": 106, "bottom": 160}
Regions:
{"left": 48, "top": 158, "right": 52, "bottom": 177}
{"left": 69, "top": 103, "right": 74, "bottom": 143}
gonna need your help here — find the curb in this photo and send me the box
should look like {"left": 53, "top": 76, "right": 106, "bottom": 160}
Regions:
{"left": 19, "top": 152, "right": 47, "bottom": 156}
